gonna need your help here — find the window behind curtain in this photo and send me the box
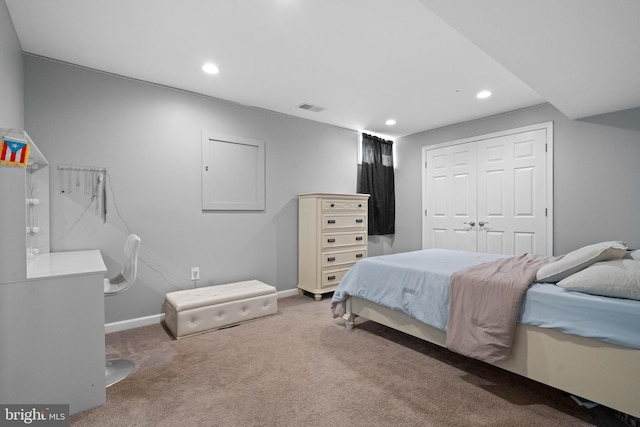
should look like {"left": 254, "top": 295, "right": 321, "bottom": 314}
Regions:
{"left": 358, "top": 133, "right": 395, "bottom": 235}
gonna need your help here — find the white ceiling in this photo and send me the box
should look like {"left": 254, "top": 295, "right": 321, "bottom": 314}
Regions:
{"left": 6, "top": 0, "right": 640, "bottom": 138}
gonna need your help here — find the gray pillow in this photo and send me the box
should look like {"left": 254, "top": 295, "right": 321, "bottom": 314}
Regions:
{"left": 557, "top": 259, "right": 640, "bottom": 301}
{"left": 536, "top": 241, "right": 627, "bottom": 283}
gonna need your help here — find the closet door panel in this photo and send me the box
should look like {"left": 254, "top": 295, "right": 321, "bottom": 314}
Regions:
{"left": 485, "top": 230, "right": 506, "bottom": 254}
{"left": 514, "top": 232, "right": 536, "bottom": 255}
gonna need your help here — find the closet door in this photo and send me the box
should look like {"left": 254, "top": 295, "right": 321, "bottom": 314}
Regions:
{"left": 422, "top": 123, "right": 552, "bottom": 256}
{"left": 476, "top": 129, "right": 548, "bottom": 255}
{"left": 423, "top": 142, "right": 477, "bottom": 251}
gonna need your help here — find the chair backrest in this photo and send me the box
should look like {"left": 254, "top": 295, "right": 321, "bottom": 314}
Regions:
{"left": 121, "top": 234, "right": 141, "bottom": 284}
{"left": 105, "top": 234, "right": 141, "bottom": 295}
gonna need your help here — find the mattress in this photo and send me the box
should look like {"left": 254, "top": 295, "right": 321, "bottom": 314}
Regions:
{"left": 332, "top": 249, "right": 640, "bottom": 349}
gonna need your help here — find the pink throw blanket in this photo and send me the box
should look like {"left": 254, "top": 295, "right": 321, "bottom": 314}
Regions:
{"left": 445, "top": 254, "right": 555, "bottom": 363}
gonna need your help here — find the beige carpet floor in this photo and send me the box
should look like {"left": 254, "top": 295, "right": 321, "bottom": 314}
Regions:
{"left": 71, "top": 295, "right": 625, "bottom": 426}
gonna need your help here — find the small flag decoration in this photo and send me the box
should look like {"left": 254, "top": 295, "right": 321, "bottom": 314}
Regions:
{"left": 0, "top": 136, "right": 30, "bottom": 167}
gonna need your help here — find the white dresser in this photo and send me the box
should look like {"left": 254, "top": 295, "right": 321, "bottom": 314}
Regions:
{"left": 297, "top": 193, "right": 369, "bottom": 300}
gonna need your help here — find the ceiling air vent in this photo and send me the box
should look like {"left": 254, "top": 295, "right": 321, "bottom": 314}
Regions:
{"left": 298, "top": 103, "right": 325, "bottom": 113}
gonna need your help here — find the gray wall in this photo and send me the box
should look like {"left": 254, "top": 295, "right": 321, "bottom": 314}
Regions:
{"left": 0, "top": 0, "right": 26, "bottom": 283}
{"left": 24, "top": 55, "right": 359, "bottom": 323}
{"left": 394, "top": 103, "right": 640, "bottom": 255}
{"left": 0, "top": 0, "right": 23, "bottom": 129}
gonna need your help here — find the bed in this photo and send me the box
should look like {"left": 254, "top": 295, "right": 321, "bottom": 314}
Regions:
{"left": 331, "top": 245, "right": 640, "bottom": 419}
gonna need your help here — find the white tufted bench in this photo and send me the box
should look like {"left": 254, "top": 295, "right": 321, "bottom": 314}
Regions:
{"left": 164, "top": 280, "right": 277, "bottom": 339}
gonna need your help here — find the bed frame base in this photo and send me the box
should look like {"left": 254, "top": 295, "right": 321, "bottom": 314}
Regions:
{"left": 345, "top": 297, "right": 640, "bottom": 419}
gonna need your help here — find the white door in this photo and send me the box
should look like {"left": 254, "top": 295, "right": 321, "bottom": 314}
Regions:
{"left": 476, "top": 129, "right": 548, "bottom": 255}
{"left": 422, "top": 124, "right": 552, "bottom": 256}
{"left": 423, "top": 142, "right": 477, "bottom": 251}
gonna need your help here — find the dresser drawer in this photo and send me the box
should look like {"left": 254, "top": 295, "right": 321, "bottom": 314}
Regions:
{"left": 321, "top": 267, "right": 353, "bottom": 289}
{"left": 322, "top": 198, "right": 367, "bottom": 212}
{"left": 322, "top": 248, "right": 366, "bottom": 268}
{"left": 322, "top": 214, "right": 366, "bottom": 231}
{"left": 322, "top": 232, "right": 366, "bottom": 249}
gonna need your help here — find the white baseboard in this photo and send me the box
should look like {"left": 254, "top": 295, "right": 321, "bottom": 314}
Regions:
{"left": 105, "top": 313, "right": 165, "bottom": 334}
{"left": 277, "top": 288, "right": 300, "bottom": 298}
{"left": 104, "top": 288, "right": 300, "bottom": 333}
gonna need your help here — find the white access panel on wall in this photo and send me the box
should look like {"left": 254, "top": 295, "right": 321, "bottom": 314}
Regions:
{"left": 422, "top": 122, "right": 553, "bottom": 256}
{"left": 202, "top": 131, "right": 265, "bottom": 211}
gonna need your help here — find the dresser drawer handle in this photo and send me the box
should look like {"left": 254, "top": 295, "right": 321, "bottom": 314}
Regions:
{"left": 327, "top": 238, "right": 336, "bottom": 243}
{"left": 327, "top": 275, "right": 336, "bottom": 281}
{"left": 355, "top": 253, "right": 363, "bottom": 258}
{"left": 330, "top": 203, "right": 335, "bottom": 207}
{"left": 327, "top": 257, "right": 336, "bottom": 262}
{"left": 355, "top": 236, "right": 363, "bottom": 241}
{"left": 327, "top": 219, "right": 336, "bottom": 224}
{"left": 358, "top": 204, "right": 362, "bottom": 207}
{"left": 355, "top": 219, "right": 363, "bottom": 223}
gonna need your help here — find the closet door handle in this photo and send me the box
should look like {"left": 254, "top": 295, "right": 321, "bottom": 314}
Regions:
{"left": 464, "top": 221, "right": 476, "bottom": 227}
{"left": 479, "top": 221, "right": 489, "bottom": 227}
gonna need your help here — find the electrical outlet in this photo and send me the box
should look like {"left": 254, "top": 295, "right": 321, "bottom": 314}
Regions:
{"left": 191, "top": 267, "right": 200, "bottom": 281}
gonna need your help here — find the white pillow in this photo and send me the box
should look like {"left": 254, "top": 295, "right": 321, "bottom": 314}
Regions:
{"left": 557, "top": 259, "right": 640, "bottom": 301}
{"left": 536, "top": 241, "right": 627, "bottom": 283}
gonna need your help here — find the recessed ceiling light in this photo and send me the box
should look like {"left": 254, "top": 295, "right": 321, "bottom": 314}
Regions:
{"left": 385, "top": 119, "right": 397, "bottom": 126}
{"left": 202, "top": 63, "right": 219, "bottom": 75}
{"left": 476, "top": 90, "right": 492, "bottom": 99}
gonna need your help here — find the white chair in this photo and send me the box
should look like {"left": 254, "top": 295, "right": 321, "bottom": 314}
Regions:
{"left": 104, "top": 234, "right": 141, "bottom": 387}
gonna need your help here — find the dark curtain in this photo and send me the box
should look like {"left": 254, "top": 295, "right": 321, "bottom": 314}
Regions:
{"left": 358, "top": 133, "right": 395, "bottom": 235}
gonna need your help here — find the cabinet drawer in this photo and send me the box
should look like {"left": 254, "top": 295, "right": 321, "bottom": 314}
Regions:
{"left": 322, "top": 199, "right": 367, "bottom": 212}
{"left": 322, "top": 232, "right": 366, "bottom": 249}
{"left": 321, "top": 267, "right": 352, "bottom": 288}
{"left": 322, "top": 214, "right": 366, "bottom": 230}
{"left": 322, "top": 248, "right": 366, "bottom": 268}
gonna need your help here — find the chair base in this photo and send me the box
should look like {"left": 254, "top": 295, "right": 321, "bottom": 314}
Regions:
{"left": 105, "top": 358, "right": 135, "bottom": 387}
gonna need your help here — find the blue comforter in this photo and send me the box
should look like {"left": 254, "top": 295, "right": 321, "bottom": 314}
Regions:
{"left": 331, "top": 249, "right": 640, "bottom": 350}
